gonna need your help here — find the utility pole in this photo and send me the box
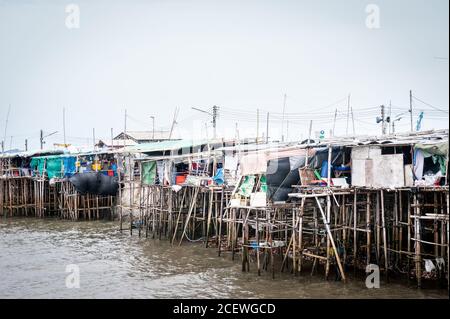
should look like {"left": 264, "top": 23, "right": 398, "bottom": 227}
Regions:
{"left": 332, "top": 108, "right": 338, "bottom": 137}
{"left": 286, "top": 120, "right": 289, "bottom": 142}
{"left": 124, "top": 109, "right": 127, "bottom": 134}
{"left": 380, "top": 105, "right": 386, "bottom": 135}
{"left": 192, "top": 106, "right": 217, "bottom": 139}
{"left": 111, "top": 128, "right": 114, "bottom": 148}
{"left": 281, "top": 93, "right": 287, "bottom": 142}
{"left": 351, "top": 107, "right": 355, "bottom": 136}
{"left": 25, "top": 139, "right": 28, "bottom": 151}
{"left": 388, "top": 100, "right": 392, "bottom": 135}
{"left": 346, "top": 94, "right": 351, "bottom": 135}
{"left": 305, "top": 119, "right": 313, "bottom": 167}
{"left": 63, "top": 107, "right": 66, "bottom": 147}
{"left": 150, "top": 116, "right": 155, "bottom": 139}
{"left": 39, "top": 130, "right": 57, "bottom": 150}
{"left": 308, "top": 120, "right": 313, "bottom": 142}
{"left": 212, "top": 105, "right": 218, "bottom": 139}
{"left": 256, "top": 108, "right": 260, "bottom": 143}
{"left": 409, "top": 90, "right": 413, "bottom": 132}
{"left": 266, "top": 112, "right": 270, "bottom": 143}
{"left": 124, "top": 109, "right": 127, "bottom": 147}
{"left": 92, "top": 128, "right": 96, "bottom": 149}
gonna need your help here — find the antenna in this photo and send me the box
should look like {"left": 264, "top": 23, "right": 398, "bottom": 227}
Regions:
{"left": 2, "top": 104, "right": 11, "bottom": 153}
{"left": 63, "top": 107, "right": 66, "bottom": 147}
{"left": 409, "top": 90, "right": 413, "bottom": 132}
{"left": 332, "top": 108, "right": 338, "bottom": 137}
{"left": 281, "top": 93, "right": 287, "bottom": 142}
{"left": 256, "top": 108, "right": 260, "bottom": 143}
{"left": 169, "top": 107, "right": 179, "bottom": 139}
{"left": 346, "top": 94, "right": 351, "bottom": 135}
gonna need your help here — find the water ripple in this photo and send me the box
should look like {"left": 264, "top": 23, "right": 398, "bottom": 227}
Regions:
{"left": 0, "top": 218, "right": 447, "bottom": 299}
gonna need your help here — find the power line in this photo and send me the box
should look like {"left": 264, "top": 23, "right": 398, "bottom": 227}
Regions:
{"left": 412, "top": 95, "right": 449, "bottom": 113}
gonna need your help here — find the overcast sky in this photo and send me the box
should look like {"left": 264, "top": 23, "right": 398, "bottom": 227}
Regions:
{"left": 0, "top": 0, "right": 448, "bottom": 150}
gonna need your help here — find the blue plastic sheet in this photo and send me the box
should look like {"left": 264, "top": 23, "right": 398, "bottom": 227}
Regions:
{"left": 63, "top": 157, "right": 76, "bottom": 177}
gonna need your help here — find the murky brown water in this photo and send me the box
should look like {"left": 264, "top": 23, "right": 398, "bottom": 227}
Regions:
{"left": 0, "top": 218, "right": 447, "bottom": 299}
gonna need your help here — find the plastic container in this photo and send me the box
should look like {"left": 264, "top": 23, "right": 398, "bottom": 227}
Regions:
{"left": 176, "top": 174, "right": 187, "bottom": 185}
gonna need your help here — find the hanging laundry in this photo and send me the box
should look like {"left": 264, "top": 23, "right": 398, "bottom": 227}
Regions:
{"left": 424, "top": 259, "right": 436, "bottom": 272}
{"left": 435, "top": 258, "right": 445, "bottom": 271}
{"left": 213, "top": 168, "right": 224, "bottom": 185}
{"left": 320, "top": 160, "right": 333, "bottom": 178}
{"left": 413, "top": 149, "right": 425, "bottom": 180}
{"left": 156, "top": 161, "right": 164, "bottom": 184}
{"left": 171, "top": 185, "right": 182, "bottom": 192}
{"left": 141, "top": 161, "right": 157, "bottom": 185}
{"left": 163, "top": 161, "right": 174, "bottom": 185}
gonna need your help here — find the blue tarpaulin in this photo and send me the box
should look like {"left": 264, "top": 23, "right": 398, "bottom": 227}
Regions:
{"left": 63, "top": 156, "right": 77, "bottom": 177}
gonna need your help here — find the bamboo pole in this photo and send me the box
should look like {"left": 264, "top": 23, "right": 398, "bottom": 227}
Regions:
{"left": 414, "top": 194, "right": 422, "bottom": 288}
{"left": 256, "top": 209, "right": 261, "bottom": 276}
{"left": 366, "top": 192, "right": 371, "bottom": 266}
{"left": 315, "top": 196, "right": 346, "bottom": 282}
{"left": 178, "top": 186, "right": 200, "bottom": 246}
{"left": 381, "top": 190, "right": 388, "bottom": 280}
{"left": 353, "top": 189, "right": 358, "bottom": 269}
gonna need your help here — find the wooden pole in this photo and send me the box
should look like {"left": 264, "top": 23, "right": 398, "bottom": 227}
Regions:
{"left": 366, "top": 192, "right": 371, "bottom": 266}
{"left": 414, "top": 193, "right": 422, "bottom": 288}
{"left": 381, "top": 190, "right": 389, "bottom": 280}
{"left": 315, "top": 196, "right": 346, "bottom": 282}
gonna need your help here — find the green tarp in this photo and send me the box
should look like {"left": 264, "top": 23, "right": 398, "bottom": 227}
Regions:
{"left": 238, "top": 175, "right": 267, "bottom": 197}
{"left": 415, "top": 142, "right": 449, "bottom": 174}
{"left": 260, "top": 175, "right": 267, "bottom": 193}
{"left": 141, "top": 161, "right": 157, "bottom": 185}
{"left": 238, "top": 175, "right": 256, "bottom": 197}
{"left": 30, "top": 156, "right": 63, "bottom": 178}
{"left": 415, "top": 142, "right": 448, "bottom": 157}
{"left": 30, "top": 157, "right": 45, "bottom": 175}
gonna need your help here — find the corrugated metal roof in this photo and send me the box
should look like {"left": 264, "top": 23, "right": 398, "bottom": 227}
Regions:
{"left": 114, "top": 131, "right": 174, "bottom": 141}
{"left": 99, "top": 139, "right": 137, "bottom": 147}
{"left": 120, "top": 139, "right": 214, "bottom": 154}
{"left": 0, "top": 149, "right": 65, "bottom": 159}
{"left": 217, "top": 142, "right": 290, "bottom": 152}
